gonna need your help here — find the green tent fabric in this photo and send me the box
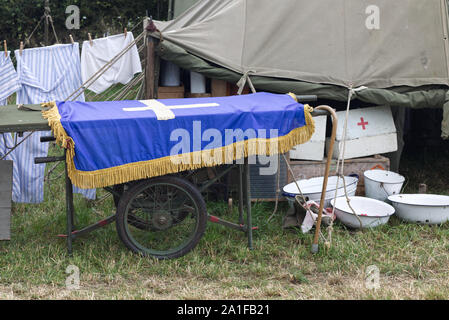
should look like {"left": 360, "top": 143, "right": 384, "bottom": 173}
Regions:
{"left": 160, "top": 0, "right": 449, "bottom": 89}
{"left": 172, "top": 0, "right": 199, "bottom": 18}
{"left": 157, "top": 39, "right": 449, "bottom": 130}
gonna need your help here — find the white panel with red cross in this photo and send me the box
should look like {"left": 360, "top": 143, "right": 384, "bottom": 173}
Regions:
{"left": 334, "top": 106, "right": 397, "bottom": 141}
{"left": 326, "top": 106, "right": 398, "bottom": 160}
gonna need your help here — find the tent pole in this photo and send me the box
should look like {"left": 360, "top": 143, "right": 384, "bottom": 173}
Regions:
{"left": 145, "top": 34, "right": 160, "bottom": 99}
{"left": 311, "top": 105, "right": 337, "bottom": 254}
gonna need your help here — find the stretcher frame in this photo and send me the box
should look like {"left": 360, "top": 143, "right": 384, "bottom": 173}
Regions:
{"left": 0, "top": 96, "right": 336, "bottom": 258}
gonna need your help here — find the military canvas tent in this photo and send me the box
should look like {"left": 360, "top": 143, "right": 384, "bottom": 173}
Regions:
{"left": 154, "top": 0, "right": 449, "bottom": 157}
{"left": 169, "top": 0, "right": 199, "bottom": 19}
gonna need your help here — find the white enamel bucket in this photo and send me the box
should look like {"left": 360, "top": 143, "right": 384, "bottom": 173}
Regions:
{"left": 364, "top": 170, "right": 405, "bottom": 202}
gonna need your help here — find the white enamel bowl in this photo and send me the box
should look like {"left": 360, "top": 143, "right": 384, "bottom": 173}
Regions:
{"left": 332, "top": 196, "right": 395, "bottom": 229}
{"left": 388, "top": 194, "right": 449, "bottom": 225}
{"left": 364, "top": 170, "right": 405, "bottom": 202}
{"left": 283, "top": 176, "right": 358, "bottom": 208}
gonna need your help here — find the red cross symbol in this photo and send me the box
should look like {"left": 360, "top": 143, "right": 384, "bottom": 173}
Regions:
{"left": 357, "top": 117, "right": 369, "bottom": 130}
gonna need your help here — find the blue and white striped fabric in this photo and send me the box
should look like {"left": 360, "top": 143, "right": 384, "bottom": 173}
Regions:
{"left": 0, "top": 51, "right": 21, "bottom": 186}
{"left": 0, "top": 51, "right": 21, "bottom": 103}
{"left": 13, "top": 43, "right": 96, "bottom": 203}
{"left": 0, "top": 131, "right": 20, "bottom": 199}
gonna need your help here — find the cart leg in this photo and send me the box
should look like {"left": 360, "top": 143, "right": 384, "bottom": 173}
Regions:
{"left": 245, "top": 158, "right": 253, "bottom": 250}
{"left": 65, "top": 150, "right": 74, "bottom": 255}
{"left": 238, "top": 164, "right": 244, "bottom": 225}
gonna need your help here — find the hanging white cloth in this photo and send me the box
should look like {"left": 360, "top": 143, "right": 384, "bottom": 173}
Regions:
{"left": 81, "top": 32, "right": 142, "bottom": 94}
{"left": 13, "top": 43, "right": 95, "bottom": 203}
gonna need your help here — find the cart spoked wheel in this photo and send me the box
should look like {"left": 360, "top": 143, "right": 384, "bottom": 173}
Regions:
{"left": 115, "top": 176, "right": 207, "bottom": 259}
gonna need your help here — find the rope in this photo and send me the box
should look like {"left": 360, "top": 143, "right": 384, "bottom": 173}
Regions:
{"left": 328, "top": 85, "right": 369, "bottom": 239}
{"left": 279, "top": 153, "right": 316, "bottom": 220}
{"left": 48, "top": 15, "right": 60, "bottom": 44}
{"left": 267, "top": 153, "right": 281, "bottom": 222}
{"left": 237, "top": 71, "right": 257, "bottom": 95}
{"left": 327, "top": 88, "right": 352, "bottom": 240}
{"left": 24, "top": 15, "right": 45, "bottom": 47}
{"left": 108, "top": 73, "right": 145, "bottom": 101}
{"left": 281, "top": 152, "right": 330, "bottom": 241}
{"left": 24, "top": 10, "right": 60, "bottom": 48}
{"left": 128, "top": 19, "right": 144, "bottom": 34}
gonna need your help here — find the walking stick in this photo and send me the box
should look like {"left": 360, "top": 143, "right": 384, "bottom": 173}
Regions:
{"left": 311, "top": 105, "right": 338, "bottom": 254}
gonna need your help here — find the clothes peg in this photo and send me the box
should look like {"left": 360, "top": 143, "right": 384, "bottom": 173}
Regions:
{"left": 3, "top": 40, "right": 7, "bottom": 57}
{"left": 88, "top": 33, "right": 93, "bottom": 46}
{"left": 124, "top": 28, "right": 127, "bottom": 38}
{"left": 19, "top": 41, "right": 24, "bottom": 56}
{"left": 69, "top": 34, "right": 74, "bottom": 44}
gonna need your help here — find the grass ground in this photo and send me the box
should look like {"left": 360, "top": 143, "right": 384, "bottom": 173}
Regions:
{"left": 0, "top": 144, "right": 448, "bottom": 300}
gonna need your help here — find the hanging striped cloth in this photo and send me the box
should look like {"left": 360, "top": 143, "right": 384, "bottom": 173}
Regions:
{"left": 0, "top": 51, "right": 21, "bottom": 104}
{"left": 12, "top": 43, "right": 95, "bottom": 203}
{"left": 0, "top": 51, "right": 21, "bottom": 187}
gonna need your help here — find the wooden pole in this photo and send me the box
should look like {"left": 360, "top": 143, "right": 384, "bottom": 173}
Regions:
{"left": 145, "top": 35, "right": 159, "bottom": 99}
{"left": 312, "top": 105, "right": 338, "bottom": 254}
{"left": 419, "top": 184, "right": 428, "bottom": 194}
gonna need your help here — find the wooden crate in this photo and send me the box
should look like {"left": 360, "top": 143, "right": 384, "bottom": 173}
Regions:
{"left": 185, "top": 93, "right": 212, "bottom": 98}
{"left": 0, "top": 160, "right": 13, "bottom": 240}
{"left": 288, "top": 155, "right": 390, "bottom": 196}
{"left": 211, "top": 79, "right": 250, "bottom": 97}
{"left": 158, "top": 85, "right": 185, "bottom": 99}
{"left": 211, "top": 79, "right": 228, "bottom": 97}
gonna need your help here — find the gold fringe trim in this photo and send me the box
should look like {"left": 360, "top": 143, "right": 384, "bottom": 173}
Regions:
{"left": 42, "top": 100, "right": 315, "bottom": 189}
{"left": 287, "top": 92, "right": 298, "bottom": 102}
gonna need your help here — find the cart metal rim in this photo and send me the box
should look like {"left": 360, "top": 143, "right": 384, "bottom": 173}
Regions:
{"left": 123, "top": 181, "right": 202, "bottom": 257}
